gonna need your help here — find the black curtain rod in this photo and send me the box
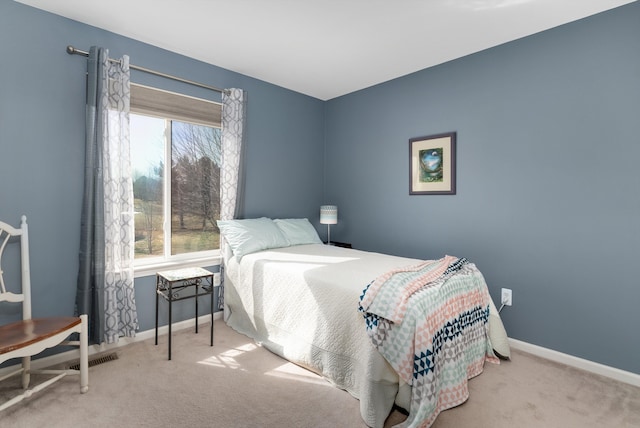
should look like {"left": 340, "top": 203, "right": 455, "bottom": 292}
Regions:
{"left": 66, "top": 45, "right": 227, "bottom": 95}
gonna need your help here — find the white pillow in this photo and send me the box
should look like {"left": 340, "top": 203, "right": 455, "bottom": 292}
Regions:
{"left": 217, "top": 217, "right": 290, "bottom": 259}
{"left": 273, "top": 218, "right": 322, "bottom": 246}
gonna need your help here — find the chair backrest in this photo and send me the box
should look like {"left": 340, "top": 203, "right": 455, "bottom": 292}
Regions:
{"left": 0, "top": 215, "right": 32, "bottom": 320}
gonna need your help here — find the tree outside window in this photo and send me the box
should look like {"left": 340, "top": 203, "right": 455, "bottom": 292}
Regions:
{"left": 131, "top": 113, "right": 221, "bottom": 260}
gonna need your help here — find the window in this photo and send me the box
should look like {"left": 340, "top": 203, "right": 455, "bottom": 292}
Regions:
{"left": 130, "top": 84, "right": 222, "bottom": 272}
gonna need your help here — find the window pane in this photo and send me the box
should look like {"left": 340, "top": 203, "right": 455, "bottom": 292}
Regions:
{"left": 170, "top": 120, "right": 221, "bottom": 255}
{"left": 131, "top": 114, "right": 165, "bottom": 259}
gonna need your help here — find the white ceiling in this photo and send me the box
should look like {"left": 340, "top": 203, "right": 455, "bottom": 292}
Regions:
{"left": 16, "top": 0, "right": 636, "bottom": 100}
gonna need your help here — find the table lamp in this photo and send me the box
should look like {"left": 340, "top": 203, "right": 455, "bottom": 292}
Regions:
{"left": 320, "top": 205, "right": 338, "bottom": 245}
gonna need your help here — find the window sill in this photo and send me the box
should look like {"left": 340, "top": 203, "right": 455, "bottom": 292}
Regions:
{"left": 134, "top": 255, "right": 222, "bottom": 278}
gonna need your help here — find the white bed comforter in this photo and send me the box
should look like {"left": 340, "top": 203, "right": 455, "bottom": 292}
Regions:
{"left": 223, "top": 244, "right": 508, "bottom": 427}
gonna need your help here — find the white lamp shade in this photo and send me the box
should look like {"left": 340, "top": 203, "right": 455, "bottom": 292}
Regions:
{"left": 320, "top": 205, "right": 338, "bottom": 225}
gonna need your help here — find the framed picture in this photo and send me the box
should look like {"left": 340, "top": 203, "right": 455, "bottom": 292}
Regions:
{"left": 409, "top": 132, "right": 456, "bottom": 195}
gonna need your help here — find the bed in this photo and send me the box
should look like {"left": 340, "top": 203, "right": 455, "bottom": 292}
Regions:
{"left": 218, "top": 218, "right": 510, "bottom": 428}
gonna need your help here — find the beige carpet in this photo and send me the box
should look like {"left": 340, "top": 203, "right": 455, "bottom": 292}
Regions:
{"left": 1, "top": 321, "right": 639, "bottom": 428}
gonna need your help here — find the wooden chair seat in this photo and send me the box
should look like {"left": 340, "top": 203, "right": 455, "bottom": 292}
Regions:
{"left": 0, "top": 317, "right": 82, "bottom": 359}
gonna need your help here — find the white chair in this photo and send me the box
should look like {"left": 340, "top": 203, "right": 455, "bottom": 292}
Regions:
{"left": 0, "top": 215, "right": 88, "bottom": 411}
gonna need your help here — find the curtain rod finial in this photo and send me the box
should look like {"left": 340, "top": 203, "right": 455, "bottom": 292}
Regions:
{"left": 66, "top": 45, "right": 76, "bottom": 55}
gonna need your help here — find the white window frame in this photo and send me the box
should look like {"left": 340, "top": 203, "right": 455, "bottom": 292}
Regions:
{"left": 130, "top": 84, "right": 223, "bottom": 277}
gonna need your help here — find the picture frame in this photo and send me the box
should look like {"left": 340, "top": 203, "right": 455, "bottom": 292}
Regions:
{"left": 409, "top": 132, "right": 456, "bottom": 195}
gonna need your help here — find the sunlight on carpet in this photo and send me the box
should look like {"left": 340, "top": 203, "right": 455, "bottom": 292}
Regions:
{"left": 197, "top": 342, "right": 258, "bottom": 369}
{"left": 265, "top": 362, "right": 331, "bottom": 386}
{"left": 195, "top": 341, "right": 330, "bottom": 386}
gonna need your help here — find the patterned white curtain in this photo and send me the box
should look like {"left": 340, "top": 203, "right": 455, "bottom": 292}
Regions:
{"left": 102, "top": 52, "right": 138, "bottom": 343}
{"left": 220, "top": 88, "right": 247, "bottom": 221}
{"left": 219, "top": 88, "right": 247, "bottom": 316}
{"left": 76, "top": 46, "right": 138, "bottom": 344}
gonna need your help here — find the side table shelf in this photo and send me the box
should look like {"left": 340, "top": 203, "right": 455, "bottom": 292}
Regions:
{"left": 155, "top": 267, "right": 214, "bottom": 360}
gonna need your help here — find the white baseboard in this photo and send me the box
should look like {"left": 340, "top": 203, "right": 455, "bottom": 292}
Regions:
{"left": 3, "top": 316, "right": 638, "bottom": 390}
{"left": 508, "top": 338, "right": 640, "bottom": 388}
{"left": 0, "top": 312, "right": 223, "bottom": 378}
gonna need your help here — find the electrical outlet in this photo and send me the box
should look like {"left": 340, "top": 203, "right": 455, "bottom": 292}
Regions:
{"left": 501, "top": 288, "right": 512, "bottom": 306}
{"left": 213, "top": 272, "right": 221, "bottom": 286}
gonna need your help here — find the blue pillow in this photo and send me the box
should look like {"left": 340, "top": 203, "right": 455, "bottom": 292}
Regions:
{"left": 273, "top": 218, "right": 322, "bottom": 246}
{"left": 217, "top": 217, "right": 290, "bottom": 259}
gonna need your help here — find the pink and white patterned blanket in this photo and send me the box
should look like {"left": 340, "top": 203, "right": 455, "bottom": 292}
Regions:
{"left": 359, "top": 256, "right": 498, "bottom": 428}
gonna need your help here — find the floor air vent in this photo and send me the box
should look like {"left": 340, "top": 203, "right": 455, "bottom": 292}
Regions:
{"left": 67, "top": 352, "right": 119, "bottom": 370}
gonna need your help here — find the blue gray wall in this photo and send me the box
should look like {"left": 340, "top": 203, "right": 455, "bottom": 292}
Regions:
{"left": 1, "top": 0, "right": 638, "bottom": 376}
{"left": 0, "top": 1, "right": 324, "bottom": 333}
{"left": 324, "top": 2, "right": 640, "bottom": 374}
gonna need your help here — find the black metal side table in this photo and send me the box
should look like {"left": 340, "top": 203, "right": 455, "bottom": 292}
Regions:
{"left": 155, "top": 267, "right": 214, "bottom": 360}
